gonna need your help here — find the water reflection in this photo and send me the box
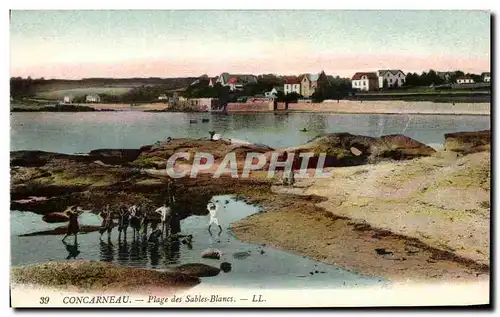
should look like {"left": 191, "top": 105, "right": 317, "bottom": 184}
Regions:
{"left": 162, "top": 236, "right": 181, "bottom": 265}
{"left": 117, "top": 240, "right": 129, "bottom": 265}
{"left": 149, "top": 243, "right": 160, "bottom": 267}
{"left": 62, "top": 240, "right": 80, "bottom": 260}
{"left": 11, "top": 196, "right": 388, "bottom": 289}
{"left": 99, "top": 240, "right": 115, "bottom": 262}
{"left": 96, "top": 226, "right": 186, "bottom": 266}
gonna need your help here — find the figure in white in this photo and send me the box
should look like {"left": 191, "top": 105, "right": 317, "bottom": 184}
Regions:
{"left": 207, "top": 201, "right": 223, "bottom": 234}
{"left": 155, "top": 204, "right": 172, "bottom": 237}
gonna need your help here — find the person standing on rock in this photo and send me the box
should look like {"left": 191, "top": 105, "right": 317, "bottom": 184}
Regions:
{"left": 62, "top": 207, "right": 83, "bottom": 243}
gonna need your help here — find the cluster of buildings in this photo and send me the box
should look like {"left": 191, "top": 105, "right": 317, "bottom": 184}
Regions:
{"left": 283, "top": 71, "right": 328, "bottom": 97}
{"left": 190, "top": 69, "right": 491, "bottom": 98}
{"left": 456, "top": 72, "right": 491, "bottom": 84}
{"left": 195, "top": 72, "right": 259, "bottom": 91}
{"left": 350, "top": 70, "right": 492, "bottom": 92}
{"left": 351, "top": 69, "right": 406, "bottom": 92}
{"left": 62, "top": 94, "right": 101, "bottom": 104}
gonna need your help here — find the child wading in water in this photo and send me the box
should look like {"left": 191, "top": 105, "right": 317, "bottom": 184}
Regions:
{"left": 99, "top": 205, "right": 114, "bottom": 241}
{"left": 207, "top": 201, "right": 223, "bottom": 234}
{"left": 117, "top": 205, "right": 130, "bottom": 241}
{"left": 62, "top": 206, "right": 84, "bottom": 243}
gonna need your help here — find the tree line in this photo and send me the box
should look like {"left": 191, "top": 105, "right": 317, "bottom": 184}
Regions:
{"left": 404, "top": 70, "right": 486, "bottom": 87}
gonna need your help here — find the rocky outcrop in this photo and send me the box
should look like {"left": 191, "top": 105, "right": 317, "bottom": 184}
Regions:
{"left": 173, "top": 263, "right": 221, "bottom": 277}
{"left": 444, "top": 130, "right": 491, "bottom": 154}
{"left": 376, "top": 135, "right": 437, "bottom": 159}
{"left": 282, "top": 133, "right": 436, "bottom": 168}
{"left": 131, "top": 138, "right": 274, "bottom": 169}
{"left": 8, "top": 134, "right": 437, "bottom": 216}
{"left": 11, "top": 260, "right": 200, "bottom": 292}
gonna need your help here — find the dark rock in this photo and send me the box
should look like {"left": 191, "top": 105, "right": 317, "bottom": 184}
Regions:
{"left": 42, "top": 212, "right": 69, "bottom": 223}
{"left": 281, "top": 132, "right": 436, "bottom": 168}
{"left": 376, "top": 135, "right": 436, "bottom": 160}
{"left": 233, "top": 251, "right": 251, "bottom": 259}
{"left": 444, "top": 130, "right": 491, "bottom": 154}
{"left": 220, "top": 262, "right": 232, "bottom": 273}
{"left": 174, "top": 263, "right": 221, "bottom": 277}
{"left": 88, "top": 149, "right": 142, "bottom": 165}
{"left": 375, "top": 248, "right": 394, "bottom": 255}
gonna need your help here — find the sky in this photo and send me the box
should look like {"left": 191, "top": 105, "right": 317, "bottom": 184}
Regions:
{"left": 10, "top": 10, "right": 491, "bottom": 79}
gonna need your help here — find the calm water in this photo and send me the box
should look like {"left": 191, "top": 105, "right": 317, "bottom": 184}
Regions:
{"left": 10, "top": 112, "right": 490, "bottom": 154}
{"left": 11, "top": 195, "right": 385, "bottom": 289}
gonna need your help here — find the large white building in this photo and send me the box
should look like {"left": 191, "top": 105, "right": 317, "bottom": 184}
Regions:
{"left": 377, "top": 69, "right": 406, "bottom": 88}
{"left": 351, "top": 72, "right": 378, "bottom": 91}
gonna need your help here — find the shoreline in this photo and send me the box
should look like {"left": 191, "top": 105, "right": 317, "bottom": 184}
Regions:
{"left": 225, "top": 110, "right": 491, "bottom": 116}
{"left": 9, "top": 109, "right": 491, "bottom": 116}
{"left": 11, "top": 100, "right": 491, "bottom": 116}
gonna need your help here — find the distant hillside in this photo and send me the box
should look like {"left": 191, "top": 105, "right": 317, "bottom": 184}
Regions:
{"left": 11, "top": 77, "right": 198, "bottom": 100}
{"left": 34, "top": 77, "right": 197, "bottom": 92}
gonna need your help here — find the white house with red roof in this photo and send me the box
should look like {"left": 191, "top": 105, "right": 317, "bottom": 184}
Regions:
{"left": 227, "top": 77, "right": 245, "bottom": 91}
{"left": 351, "top": 72, "right": 378, "bottom": 91}
{"left": 283, "top": 76, "right": 302, "bottom": 95}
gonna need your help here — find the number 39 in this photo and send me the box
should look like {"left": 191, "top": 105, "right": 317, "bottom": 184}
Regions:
{"left": 40, "top": 297, "right": 50, "bottom": 304}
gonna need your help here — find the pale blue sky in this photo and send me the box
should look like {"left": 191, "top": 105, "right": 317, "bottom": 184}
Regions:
{"left": 10, "top": 10, "right": 491, "bottom": 78}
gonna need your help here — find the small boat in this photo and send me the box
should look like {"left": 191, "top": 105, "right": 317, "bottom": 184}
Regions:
{"left": 189, "top": 119, "right": 198, "bottom": 124}
{"left": 300, "top": 128, "right": 308, "bottom": 132}
{"left": 201, "top": 118, "right": 210, "bottom": 123}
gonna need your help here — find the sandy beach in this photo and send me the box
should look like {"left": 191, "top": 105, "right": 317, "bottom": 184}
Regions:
{"left": 232, "top": 149, "right": 490, "bottom": 283}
